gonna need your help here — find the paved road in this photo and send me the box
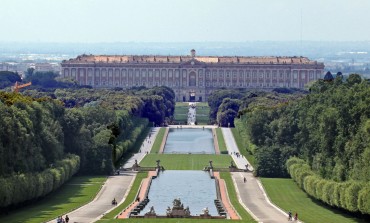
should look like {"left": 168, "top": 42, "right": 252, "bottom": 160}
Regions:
{"left": 232, "top": 172, "right": 293, "bottom": 223}
{"left": 188, "top": 102, "right": 196, "bottom": 125}
{"left": 123, "top": 127, "right": 160, "bottom": 169}
{"left": 221, "top": 128, "right": 253, "bottom": 171}
{"left": 47, "top": 172, "right": 135, "bottom": 223}
{"left": 222, "top": 128, "right": 299, "bottom": 223}
{"left": 48, "top": 128, "right": 160, "bottom": 223}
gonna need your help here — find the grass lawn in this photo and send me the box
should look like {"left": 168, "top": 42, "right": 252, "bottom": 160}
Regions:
{"left": 195, "top": 103, "right": 210, "bottom": 125}
{"left": 195, "top": 102, "right": 209, "bottom": 107}
{"left": 0, "top": 176, "right": 106, "bottom": 223}
{"left": 174, "top": 102, "right": 211, "bottom": 125}
{"left": 176, "top": 102, "right": 190, "bottom": 106}
{"left": 216, "top": 128, "right": 228, "bottom": 154}
{"left": 140, "top": 154, "right": 233, "bottom": 170}
{"left": 230, "top": 127, "right": 256, "bottom": 167}
{"left": 174, "top": 103, "right": 189, "bottom": 124}
{"left": 260, "top": 178, "right": 368, "bottom": 223}
{"left": 102, "top": 172, "right": 147, "bottom": 219}
{"left": 150, "top": 127, "right": 166, "bottom": 153}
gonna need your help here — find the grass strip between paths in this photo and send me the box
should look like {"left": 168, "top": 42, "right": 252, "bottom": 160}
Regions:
{"left": 150, "top": 128, "right": 166, "bottom": 154}
{"left": 216, "top": 128, "right": 228, "bottom": 154}
{"left": 174, "top": 103, "right": 188, "bottom": 124}
{"left": 230, "top": 127, "right": 256, "bottom": 167}
{"left": 0, "top": 176, "right": 106, "bottom": 223}
{"left": 140, "top": 154, "right": 233, "bottom": 170}
{"left": 102, "top": 172, "right": 147, "bottom": 219}
{"left": 260, "top": 178, "right": 368, "bottom": 223}
{"left": 195, "top": 104, "right": 210, "bottom": 125}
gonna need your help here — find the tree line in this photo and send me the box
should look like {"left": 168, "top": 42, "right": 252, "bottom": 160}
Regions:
{"left": 207, "top": 88, "right": 304, "bottom": 127}
{"left": 233, "top": 74, "right": 369, "bottom": 215}
{"left": 0, "top": 85, "right": 175, "bottom": 210}
{"left": 287, "top": 157, "right": 369, "bottom": 215}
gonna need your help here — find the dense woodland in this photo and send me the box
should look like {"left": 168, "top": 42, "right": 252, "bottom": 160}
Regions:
{"left": 0, "top": 79, "right": 175, "bottom": 210}
{"left": 0, "top": 71, "right": 22, "bottom": 89}
{"left": 216, "top": 74, "right": 369, "bottom": 215}
{"left": 208, "top": 88, "right": 305, "bottom": 127}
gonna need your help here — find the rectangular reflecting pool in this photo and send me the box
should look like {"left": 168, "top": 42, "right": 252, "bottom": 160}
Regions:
{"left": 164, "top": 128, "right": 215, "bottom": 154}
{"left": 142, "top": 170, "right": 217, "bottom": 216}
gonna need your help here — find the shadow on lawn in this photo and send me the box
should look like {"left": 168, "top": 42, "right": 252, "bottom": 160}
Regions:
{"left": 0, "top": 177, "right": 104, "bottom": 223}
{"left": 307, "top": 196, "right": 369, "bottom": 223}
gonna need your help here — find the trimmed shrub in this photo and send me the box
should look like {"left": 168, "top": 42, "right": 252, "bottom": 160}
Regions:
{"left": 322, "top": 181, "right": 335, "bottom": 205}
{"left": 339, "top": 182, "right": 349, "bottom": 210}
{"left": 286, "top": 157, "right": 369, "bottom": 214}
{"left": 345, "top": 181, "right": 363, "bottom": 212}
{"left": 315, "top": 179, "right": 326, "bottom": 201}
{"left": 0, "top": 155, "right": 79, "bottom": 208}
{"left": 115, "top": 118, "right": 149, "bottom": 163}
{"left": 358, "top": 183, "right": 370, "bottom": 214}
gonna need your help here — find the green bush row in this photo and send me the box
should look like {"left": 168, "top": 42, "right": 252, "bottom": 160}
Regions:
{"left": 287, "top": 157, "right": 370, "bottom": 215}
{"left": 0, "top": 154, "right": 80, "bottom": 208}
{"left": 114, "top": 118, "right": 149, "bottom": 163}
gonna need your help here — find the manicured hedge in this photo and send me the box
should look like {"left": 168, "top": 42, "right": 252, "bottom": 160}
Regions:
{"left": 0, "top": 154, "right": 80, "bottom": 208}
{"left": 286, "top": 157, "right": 370, "bottom": 215}
{"left": 114, "top": 118, "right": 149, "bottom": 163}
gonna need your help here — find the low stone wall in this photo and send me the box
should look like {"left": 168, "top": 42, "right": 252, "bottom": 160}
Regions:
{"left": 204, "top": 167, "right": 248, "bottom": 172}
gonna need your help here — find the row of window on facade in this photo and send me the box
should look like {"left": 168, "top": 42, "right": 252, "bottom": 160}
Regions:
{"left": 65, "top": 71, "right": 321, "bottom": 81}
{"left": 82, "top": 79, "right": 309, "bottom": 88}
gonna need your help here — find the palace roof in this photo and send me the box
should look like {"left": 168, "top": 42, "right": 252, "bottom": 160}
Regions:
{"left": 63, "top": 54, "right": 320, "bottom": 65}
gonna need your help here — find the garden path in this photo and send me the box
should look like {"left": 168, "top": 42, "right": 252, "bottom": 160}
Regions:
{"left": 48, "top": 128, "right": 159, "bottom": 223}
{"left": 222, "top": 128, "right": 301, "bottom": 223}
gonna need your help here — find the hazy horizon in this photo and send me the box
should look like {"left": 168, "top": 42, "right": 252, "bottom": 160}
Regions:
{"left": 1, "top": 0, "right": 370, "bottom": 43}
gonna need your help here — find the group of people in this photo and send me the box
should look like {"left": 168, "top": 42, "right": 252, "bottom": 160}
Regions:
{"left": 288, "top": 211, "right": 298, "bottom": 221}
{"left": 56, "top": 215, "right": 69, "bottom": 223}
{"left": 231, "top": 151, "right": 242, "bottom": 158}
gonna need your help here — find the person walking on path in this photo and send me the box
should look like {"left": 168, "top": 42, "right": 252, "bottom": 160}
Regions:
{"left": 288, "top": 211, "right": 292, "bottom": 221}
{"left": 294, "top": 212, "right": 298, "bottom": 221}
{"left": 65, "top": 215, "right": 69, "bottom": 223}
{"left": 243, "top": 177, "right": 246, "bottom": 183}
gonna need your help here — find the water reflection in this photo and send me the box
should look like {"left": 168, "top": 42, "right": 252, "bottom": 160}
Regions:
{"left": 164, "top": 128, "right": 215, "bottom": 154}
{"left": 142, "top": 170, "right": 217, "bottom": 215}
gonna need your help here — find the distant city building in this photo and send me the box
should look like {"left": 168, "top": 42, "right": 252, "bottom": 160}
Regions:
{"left": 0, "top": 62, "right": 60, "bottom": 78}
{"left": 61, "top": 50, "right": 324, "bottom": 102}
{"left": 0, "top": 62, "right": 18, "bottom": 72}
{"left": 34, "top": 63, "right": 61, "bottom": 73}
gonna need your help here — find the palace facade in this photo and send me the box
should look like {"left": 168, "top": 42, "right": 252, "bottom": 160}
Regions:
{"left": 61, "top": 50, "right": 324, "bottom": 102}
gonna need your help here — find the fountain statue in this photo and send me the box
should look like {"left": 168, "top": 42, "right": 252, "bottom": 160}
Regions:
{"left": 201, "top": 207, "right": 210, "bottom": 217}
{"left": 166, "top": 198, "right": 191, "bottom": 218}
{"left": 131, "top": 159, "right": 140, "bottom": 171}
{"left": 173, "top": 198, "right": 181, "bottom": 207}
{"left": 230, "top": 160, "right": 236, "bottom": 168}
{"left": 209, "top": 160, "right": 213, "bottom": 169}
{"left": 144, "top": 206, "right": 157, "bottom": 217}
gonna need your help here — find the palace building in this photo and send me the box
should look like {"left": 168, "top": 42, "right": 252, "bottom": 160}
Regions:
{"left": 61, "top": 49, "right": 324, "bottom": 102}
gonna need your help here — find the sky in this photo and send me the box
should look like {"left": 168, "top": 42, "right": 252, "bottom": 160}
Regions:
{"left": 0, "top": 0, "right": 369, "bottom": 43}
